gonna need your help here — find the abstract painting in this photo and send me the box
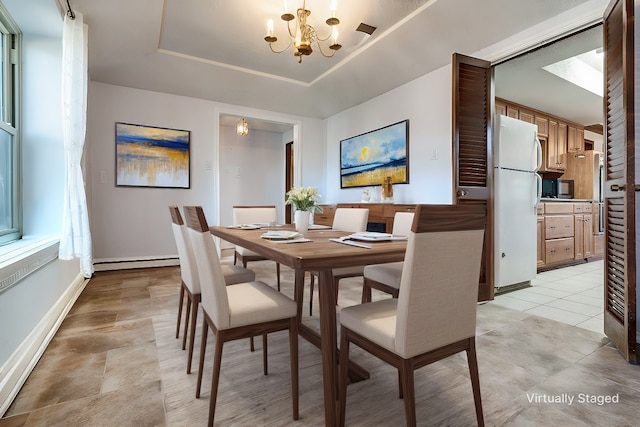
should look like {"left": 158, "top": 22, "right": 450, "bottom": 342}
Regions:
{"left": 115, "top": 122, "right": 190, "bottom": 188}
{"left": 340, "top": 120, "right": 409, "bottom": 188}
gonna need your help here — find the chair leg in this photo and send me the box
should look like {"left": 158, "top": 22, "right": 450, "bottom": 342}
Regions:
{"left": 361, "top": 281, "right": 372, "bottom": 303}
{"left": 263, "top": 333, "right": 268, "bottom": 376}
{"left": 398, "top": 370, "right": 403, "bottom": 399}
{"left": 176, "top": 282, "right": 185, "bottom": 338}
{"left": 289, "top": 318, "right": 299, "bottom": 420}
{"left": 400, "top": 358, "right": 417, "bottom": 427}
{"left": 182, "top": 292, "right": 192, "bottom": 350}
{"left": 196, "top": 318, "right": 209, "bottom": 398}
{"left": 250, "top": 336, "right": 255, "bottom": 352}
{"left": 208, "top": 330, "right": 225, "bottom": 427}
{"left": 276, "top": 263, "right": 281, "bottom": 291}
{"left": 338, "top": 326, "right": 350, "bottom": 427}
{"left": 186, "top": 295, "right": 199, "bottom": 374}
{"left": 467, "top": 338, "right": 485, "bottom": 427}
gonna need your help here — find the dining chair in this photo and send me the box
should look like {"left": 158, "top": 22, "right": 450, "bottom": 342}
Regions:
{"left": 308, "top": 207, "right": 369, "bottom": 315}
{"left": 233, "top": 205, "right": 281, "bottom": 290}
{"left": 169, "top": 206, "right": 256, "bottom": 374}
{"left": 338, "top": 204, "right": 486, "bottom": 427}
{"left": 361, "top": 211, "right": 415, "bottom": 303}
{"left": 184, "top": 205, "right": 299, "bottom": 426}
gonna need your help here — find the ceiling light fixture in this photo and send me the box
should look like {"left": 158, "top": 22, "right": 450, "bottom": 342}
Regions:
{"left": 264, "top": 0, "right": 342, "bottom": 63}
{"left": 237, "top": 118, "right": 248, "bottom": 136}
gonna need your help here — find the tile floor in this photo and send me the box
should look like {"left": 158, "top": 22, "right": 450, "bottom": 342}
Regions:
{"left": 490, "top": 260, "right": 604, "bottom": 335}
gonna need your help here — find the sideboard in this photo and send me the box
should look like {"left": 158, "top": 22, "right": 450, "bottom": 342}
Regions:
{"left": 314, "top": 203, "right": 416, "bottom": 232}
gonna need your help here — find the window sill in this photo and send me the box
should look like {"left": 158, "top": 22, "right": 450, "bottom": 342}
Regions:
{"left": 0, "top": 236, "right": 61, "bottom": 293}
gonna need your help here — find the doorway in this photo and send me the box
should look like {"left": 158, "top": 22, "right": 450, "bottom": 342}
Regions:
{"left": 491, "top": 23, "right": 609, "bottom": 340}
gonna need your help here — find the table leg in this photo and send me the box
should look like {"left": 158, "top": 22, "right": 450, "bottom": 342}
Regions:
{"left": 294, "top": 269, "right": 305, "bottom": 322}
{"left": 318, "top": 269, "right": 338, "bottom": 426}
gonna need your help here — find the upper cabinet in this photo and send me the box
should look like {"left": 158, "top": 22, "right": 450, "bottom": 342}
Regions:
{"left": 496, "top": 98, "right": 584, "bottom": 173}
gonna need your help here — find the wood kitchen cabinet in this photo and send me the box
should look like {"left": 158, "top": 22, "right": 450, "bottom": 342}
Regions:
{"left": 519, "top": 109, "right": 535, "bottom": 124}
{"left": 537, "top": 216, "right": 545, "bottom": 267}
{"left": 535, "top": 116, "right": 549, "bottom": 137}
{"left": 543, "top": 120, "right": 567, "bottom": 172}
{"left": 574, "top": 203, "right": 593, "bottom": 259}
{"left": 567, "top": 125, "right": 585, "bottom": 152}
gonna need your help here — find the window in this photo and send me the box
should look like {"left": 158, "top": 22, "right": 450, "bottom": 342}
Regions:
{"left": 0, "top": 5, "right": 19, "bottom": 245}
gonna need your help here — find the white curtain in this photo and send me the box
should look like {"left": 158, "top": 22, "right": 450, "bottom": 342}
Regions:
{"left": 59, "top": 12, "right": 93, "bottom": 278}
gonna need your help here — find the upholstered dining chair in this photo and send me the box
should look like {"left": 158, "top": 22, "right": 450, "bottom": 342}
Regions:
{"left": 233, "top": 205, "right": 281, "bottom": 290}
{"left": 308, "top": 207, "right": 369, "bottom": 315}
{"left": 338, "top": 204, "right": 486, "bottom": 427}
{"left": 169, "top": 206, "right": 256, "bottom": 374}
{"left": 184, "top": 205, "right": 299, "bottom": 427}
{"left": 361, "top": 211, "right": 415, "bottom": 303}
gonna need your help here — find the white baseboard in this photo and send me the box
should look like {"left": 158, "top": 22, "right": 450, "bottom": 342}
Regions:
{"left": 0, "top": 273, "right": 88, "bottom": 416}
{"left": 93, "top": 256, "right": 179, "bottom": 271}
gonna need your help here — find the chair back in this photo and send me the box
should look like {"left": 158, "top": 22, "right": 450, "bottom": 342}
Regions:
{"left": 332, "top": 208, "right": 369, "bottom": 232}
{"left": 395, "top": 204, "right": 486, "bottom": 358}
{"left": 391, "top": 211, "right": 415, "bottom": 236}
{"left": 169, "top": 206, "right": 200, "bottom": 294}
{"left": 233, "top": 205, "right": 277, "bottom": 225}
{"left": 184, "top": 206, "right": 231, "bottom": 329}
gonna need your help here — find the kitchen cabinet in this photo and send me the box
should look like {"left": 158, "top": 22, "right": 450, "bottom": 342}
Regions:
{"left": 567, "top": 125, "right": 585, "bottom": 152}
{"left": 537, "top": 216, "right": 545, "bottom": 267}
{"left": 574, "top": 203, "right": 593, "bottom": 260}
{"left": 543, "top": 202, "right": 575, "bottom": 266}
{"left": 543, "top": 120, "right": 567, "bottom": 172}
{"left": 535, "top": 116, "right": 549, "bottom": 137}
{"left": 496, "top": 100, "right": 507, "bottom": 116}
{"left": 519, "top": 109, "right": 535, "bottom": 124}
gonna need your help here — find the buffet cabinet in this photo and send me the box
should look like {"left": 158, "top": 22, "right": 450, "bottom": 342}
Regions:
{"left": 314, "top": 203, "right": 416, "bottom": 232}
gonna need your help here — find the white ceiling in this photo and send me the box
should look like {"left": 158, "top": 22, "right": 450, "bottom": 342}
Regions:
{"left": 9, "top": 0, "right": 605, "bottom": 128}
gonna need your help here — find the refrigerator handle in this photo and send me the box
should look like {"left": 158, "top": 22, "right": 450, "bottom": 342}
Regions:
{"left": 535, "top": 173, "right": 542, "bottom": 207}
{"left": 534, "top": 137, "right": 543, "bottom": 172}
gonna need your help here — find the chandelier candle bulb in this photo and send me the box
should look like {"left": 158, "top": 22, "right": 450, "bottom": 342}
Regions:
{"left": 267, "top": 20, "right": 274, "bottom": 37}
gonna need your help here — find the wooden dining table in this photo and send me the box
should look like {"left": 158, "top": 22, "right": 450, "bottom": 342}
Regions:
{"left": 209, "top": 225, "right": 407, "bottom": 426}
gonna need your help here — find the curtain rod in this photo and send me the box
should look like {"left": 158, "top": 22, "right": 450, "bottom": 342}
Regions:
{"left": 65, "top": 0, "right": 75, "bottom": 19}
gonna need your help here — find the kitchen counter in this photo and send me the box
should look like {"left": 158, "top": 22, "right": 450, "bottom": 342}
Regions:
{"left": 540, "top": 198, "right": 595, "bottom": 203}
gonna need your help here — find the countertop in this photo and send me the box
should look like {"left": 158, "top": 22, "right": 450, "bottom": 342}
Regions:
{"left": 540, "top": 198, "right": 597, "bottom": 203}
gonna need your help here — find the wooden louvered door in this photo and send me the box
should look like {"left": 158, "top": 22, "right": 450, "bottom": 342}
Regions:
{"left": 452, "top": 53, "right": 493, "bottom": 301}
{"left": 603, "top": 0, "right": 637, "bottom": 362}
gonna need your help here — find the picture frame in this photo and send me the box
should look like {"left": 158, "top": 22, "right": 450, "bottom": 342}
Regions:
{"left": 340, "top": 119, "right": 409, "bottom": 188}
{"left": 115, "top": 122, "right": 190, "bottom": 188}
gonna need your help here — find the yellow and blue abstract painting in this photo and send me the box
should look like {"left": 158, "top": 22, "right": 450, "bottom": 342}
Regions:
{"left": 116, "top": 122, "right": 190, "bottom": 188}
{"left": 340, "top": 120, "right": 409, "bottom": 188}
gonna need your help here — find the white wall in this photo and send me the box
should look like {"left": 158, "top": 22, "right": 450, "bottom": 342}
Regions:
{"left": 219, "top": 125, "right": 286, "bottom": 226}
{"left": 324, "top": 65, "right": 453, "bottom": 205}
{"left": 86, "top": 82, "right": 324, "bottom": 262}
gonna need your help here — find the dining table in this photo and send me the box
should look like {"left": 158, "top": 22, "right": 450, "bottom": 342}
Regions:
{"left": 209, "top": 224, "right": 407, "bottom": 426}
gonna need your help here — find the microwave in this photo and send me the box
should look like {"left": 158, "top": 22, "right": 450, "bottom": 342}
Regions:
{"left": 542, "top": 178, "right": 574, "bottom": 199}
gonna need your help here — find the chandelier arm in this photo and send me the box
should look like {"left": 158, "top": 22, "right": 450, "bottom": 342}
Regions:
{"left": 268, "top": 40, "right": 293, "bottom": 54}
{"left": 314, "top": 39, "right": 337, "bottom": 58}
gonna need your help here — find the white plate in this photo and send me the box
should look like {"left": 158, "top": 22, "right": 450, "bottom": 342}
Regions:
{"left": 348, "top": 232, "right": 408, "bottom": 242}
{"left": 260, "top": 230, "right": 303, "bottom": 240}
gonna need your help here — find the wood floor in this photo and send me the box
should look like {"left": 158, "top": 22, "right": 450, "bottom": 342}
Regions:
{"left": 1, "top": 260, "right": 639, "bottom": 426}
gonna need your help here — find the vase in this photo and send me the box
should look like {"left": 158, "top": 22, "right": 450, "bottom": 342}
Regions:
{"left": 294, "top": 210, "right": 310, "bottom": 233}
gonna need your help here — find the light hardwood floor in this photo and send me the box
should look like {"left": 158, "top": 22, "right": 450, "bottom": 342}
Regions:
{"left": 1, "top": 260, "right": 639, "bottom": 426}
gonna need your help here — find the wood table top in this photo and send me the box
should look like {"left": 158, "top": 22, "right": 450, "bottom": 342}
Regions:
{"left": 210, "top": 226, "right": 407, "bottom": 271}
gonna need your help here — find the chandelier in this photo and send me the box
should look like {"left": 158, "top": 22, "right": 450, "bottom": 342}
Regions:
{"left": 264, "top": 0, "right": 342, "bottom": 63}
{"left": 237, "top": 118, "right": 248, "bottom": 136}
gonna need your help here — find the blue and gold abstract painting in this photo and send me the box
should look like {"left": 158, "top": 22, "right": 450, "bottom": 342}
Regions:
{"left": 116, "top": 122, "right": 190, "bottom": 188}
{"left": 340, "top": 120, "right": 409, "bottom": 188}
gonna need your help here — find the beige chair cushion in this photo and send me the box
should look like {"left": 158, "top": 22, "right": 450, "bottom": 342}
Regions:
{"left": 363, "top": 262, "right": 403, "bottom": 289}
{"left": 221, "top": 265, "right": 256, "bottom": 285}
{"left": 227, "top": 281, "right": 297, "bottom": 328}
{"left": 340, "top": 299, "right": 398, "bottom": 353}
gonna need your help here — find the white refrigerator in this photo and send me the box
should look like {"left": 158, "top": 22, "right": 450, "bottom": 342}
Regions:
{"left": 493, "top": 115, "right": 542, "bottom": 290}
